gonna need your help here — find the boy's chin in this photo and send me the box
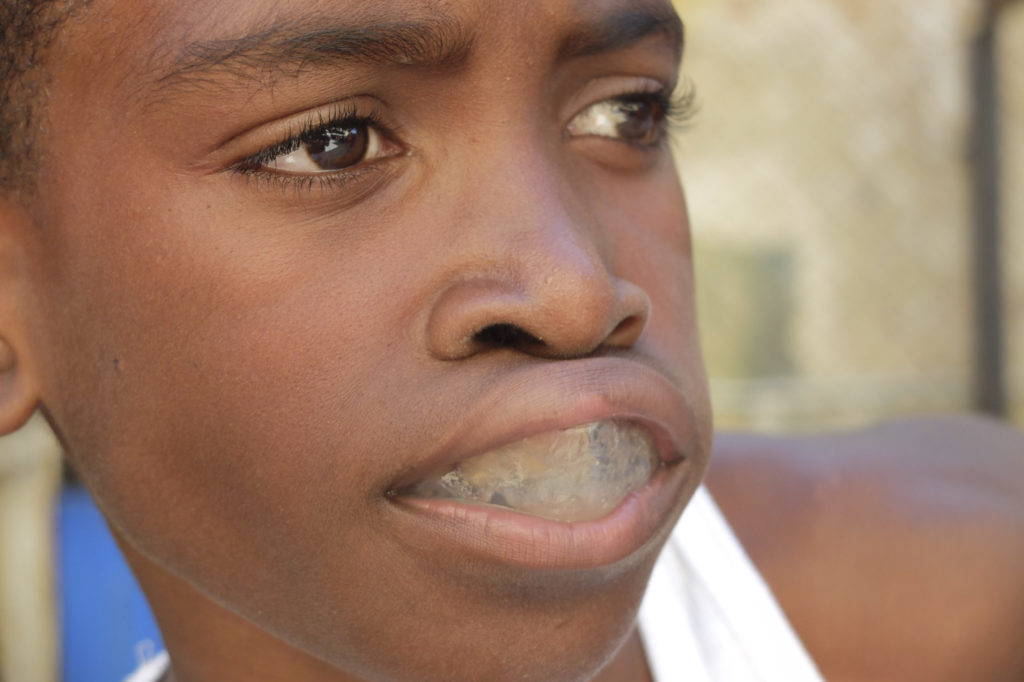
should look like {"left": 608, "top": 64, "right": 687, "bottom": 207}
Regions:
{"left": 283, "top": 557, "right": 654, "bottom": 682}
{"left": 123, "top": 527, "right": 655, "bottom": 682}
{"left": 309, "top": 579, "right": 649, "bottom": 682}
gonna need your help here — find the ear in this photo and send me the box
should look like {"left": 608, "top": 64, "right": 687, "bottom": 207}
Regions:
{"left": 0, "top": 196, "right": 41, "bottom": 435}
{"left": 0, "top": 335, "right": 39, "bottom": 434}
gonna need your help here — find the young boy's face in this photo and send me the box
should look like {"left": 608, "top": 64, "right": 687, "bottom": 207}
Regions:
{"left": 15, "top": 0, "right": 710, "bottom": 678}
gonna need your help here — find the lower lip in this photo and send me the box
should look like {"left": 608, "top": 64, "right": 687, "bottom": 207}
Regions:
{"left": 389, "top": 459, "right": 692, "bottom": 571}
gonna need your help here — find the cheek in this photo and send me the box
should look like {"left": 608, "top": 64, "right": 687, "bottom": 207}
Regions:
{"left": 30, "top": 179, "right": 412, "bottom": 531}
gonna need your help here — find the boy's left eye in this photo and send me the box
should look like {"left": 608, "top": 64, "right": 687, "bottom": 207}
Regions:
{"left": 568, "top": 96, "right": 667, "bottom": 145}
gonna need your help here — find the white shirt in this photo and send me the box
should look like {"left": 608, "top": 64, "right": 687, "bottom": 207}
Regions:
{"left": 638, "top": 486, "right": 824, "bottom": 681}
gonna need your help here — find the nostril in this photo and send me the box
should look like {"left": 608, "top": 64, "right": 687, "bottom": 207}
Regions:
{"left": 607, "top": 314, "right": 645, "bottom": 346}
{"left": 473, "top": 323, "right": 543, "bottom": 349}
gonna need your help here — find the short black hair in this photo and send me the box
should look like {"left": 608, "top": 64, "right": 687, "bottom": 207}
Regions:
{"left": 0, "top": 0, "right": 80, "bottom": 193}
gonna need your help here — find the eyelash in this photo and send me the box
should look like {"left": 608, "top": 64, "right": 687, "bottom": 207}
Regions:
{"left": 230, "top": 82, "right": 698, "bottom": 192}
{"left": 622, "top": 79, "right": 699, "bottom": 144}
{"left": 665, "top": 79, "right": 700, "bottom": 130}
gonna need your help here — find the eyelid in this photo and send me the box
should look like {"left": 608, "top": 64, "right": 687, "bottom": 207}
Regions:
{"left": 213, "top": 97, "right": 403, "bottom": 173}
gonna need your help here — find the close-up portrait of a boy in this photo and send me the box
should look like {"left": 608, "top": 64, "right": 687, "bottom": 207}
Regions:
{"left": 2, "top": 0, "right": 1024, "bottom": 681}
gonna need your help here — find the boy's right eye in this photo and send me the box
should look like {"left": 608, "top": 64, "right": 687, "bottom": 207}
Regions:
{"left": 260, "top": 123, "right": 390, "bottom": 175}
{"left": 231, "top": 103, "right": 403, "bottom": 183}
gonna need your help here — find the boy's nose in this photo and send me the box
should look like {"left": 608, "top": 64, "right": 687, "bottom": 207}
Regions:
{"left": 426, "top": 268, "right": 650, "bottom": 360}
{"left": 425, "top": 185, "right": 651, "bottom": 361}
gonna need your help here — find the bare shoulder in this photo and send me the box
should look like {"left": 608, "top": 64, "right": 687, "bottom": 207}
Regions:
{"left": 706, "top": 416, "right": 1024, "bottom": 682}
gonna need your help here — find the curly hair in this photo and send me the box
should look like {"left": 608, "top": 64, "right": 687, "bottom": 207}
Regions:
{"left": 0, "top": 0, "right": 81, "bottom": 193}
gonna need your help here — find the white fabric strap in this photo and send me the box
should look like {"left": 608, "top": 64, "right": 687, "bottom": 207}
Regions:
{"left": 639, "top": 486, "right": 824, "bottom": 681}
{"left": 122, "top": 650, "right": 169, "bottom": 682}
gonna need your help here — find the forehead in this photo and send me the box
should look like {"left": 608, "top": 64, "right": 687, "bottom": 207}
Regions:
{"left": 60, "top": 0, "right": 682, "bottom": 93}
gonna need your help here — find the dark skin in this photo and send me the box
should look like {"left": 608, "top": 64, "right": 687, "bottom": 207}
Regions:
{"left": 2, "top": 1, "right": 709, "bottom": 680}
{"left": 0, "top": 0, "right": 1023, "bottom": 680}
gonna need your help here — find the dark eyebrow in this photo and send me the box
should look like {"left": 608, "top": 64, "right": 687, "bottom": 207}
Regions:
{"left": 558, "top": 5, "right": 684, "bottom": 63}
{"left": 153, "top": 15, "right": 473, "bottom": 93}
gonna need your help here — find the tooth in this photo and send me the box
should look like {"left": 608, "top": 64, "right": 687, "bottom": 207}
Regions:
{"left": 408, "top": 421, "right": 658, "bottom": 522}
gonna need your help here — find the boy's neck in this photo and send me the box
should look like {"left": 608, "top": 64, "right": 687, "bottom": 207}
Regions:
{"left": 593, "top": 628, "right": 656, "bottom": 682}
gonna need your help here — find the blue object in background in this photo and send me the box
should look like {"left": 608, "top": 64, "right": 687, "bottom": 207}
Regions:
{"left": 59, "top": 485, "right": 163, "bottom": 682}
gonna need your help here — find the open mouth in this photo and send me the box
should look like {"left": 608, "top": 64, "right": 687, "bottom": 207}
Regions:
{"left": 403, "top": 420, "right": 660, "bottom": 523}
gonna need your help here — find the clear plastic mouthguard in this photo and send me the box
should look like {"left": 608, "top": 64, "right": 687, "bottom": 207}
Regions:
{"left": 407, "top": 420, "right": 658, "bottom": 523}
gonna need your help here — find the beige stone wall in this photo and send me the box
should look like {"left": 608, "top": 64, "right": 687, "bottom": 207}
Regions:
{"left": 1003, "top": 3, "right": 1024, "bottom": 425}
{"left": 673, "top": 0, "right": 1023, "bottom": 430}
{"left": 0, "top": 414, "right": 61, "bottom": 682}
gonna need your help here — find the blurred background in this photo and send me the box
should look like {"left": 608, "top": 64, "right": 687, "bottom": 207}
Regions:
{"left": 0, "top": 0, "right": 1021, "bottom": 680}
{"left": 676, "top": 0, "right": 1024, "bottom": 431}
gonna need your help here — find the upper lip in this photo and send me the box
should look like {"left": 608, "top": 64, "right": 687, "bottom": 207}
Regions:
{"left": 387, "top": 355, "right": 696, "bottom": 493}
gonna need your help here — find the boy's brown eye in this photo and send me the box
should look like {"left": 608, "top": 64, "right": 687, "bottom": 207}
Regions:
{"left": 302, "top": 125, "right": 369, "bottom": 171}
{"left": 260, "top": 122, "right": 390, "bottom": 175}
{"left": 614, "top": 100, "right": 664, "bottom": 144}
{"left": 568, "top": 97, "right": 666, "bottom": 145}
